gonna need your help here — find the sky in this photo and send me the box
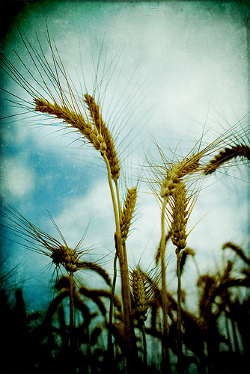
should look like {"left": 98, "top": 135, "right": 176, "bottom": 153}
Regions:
{"left": 0, "top": 0, "right": 249, "bottom": 312}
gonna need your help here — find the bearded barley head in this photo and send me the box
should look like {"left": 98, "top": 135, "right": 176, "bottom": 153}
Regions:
{"left": 1, "top": 206, "right": 88, "bottom": 274}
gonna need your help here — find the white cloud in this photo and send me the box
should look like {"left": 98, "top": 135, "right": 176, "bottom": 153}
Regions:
{"left": 54, "top": 180, "right": 115, "bottom": 247}
{"left": 0, "top": 156, "right": 35, "bottom": 199}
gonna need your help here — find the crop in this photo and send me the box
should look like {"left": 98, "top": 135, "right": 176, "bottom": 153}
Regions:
{"left": 0, "top": 29, "right": 249, "bottom": 374}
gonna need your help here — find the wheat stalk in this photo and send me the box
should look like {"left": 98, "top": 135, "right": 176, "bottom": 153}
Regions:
{"left": 159, "top": 196, "right": 171, "bottom": 371}
{"left": 35, "top": 89, "right": 129, "bottom": 353}
{"left": 81, "top": 97, "right": 135, "bottom": 362}
{"left": 155, "top": 231, "right": 172, "bottom": 266}
{"left": 30, "top": 50, "right": 132, "bottom": 360}
{"left": 155, "top": 158, "right": 199, "bottom": 372}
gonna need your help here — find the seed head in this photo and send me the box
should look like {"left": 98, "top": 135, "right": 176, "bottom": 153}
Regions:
{"left": 170, "top": 182, "right": 188, "bottom": 250}
{"left": 131, "top": 267, "right": 149, "bottom": 321}
{"left": 34, "top": 98, "right": 100, "bottom": 150}
{"left": 203, "top": 144, "right": 250, "bottom": 175}
{"left": 51, "top": 246, "right": 79, "bottom": 272}
{"left": 1, "top": 206, "right": 86, "bottom": 274}
{"left": 120, "top": 187, "right": 137, "bottom": 243}
{"left": 84, "top": 94, "right": 120, "bottom": 181}
{"left": 160, "top": 155, "right": 200, "bottom": 199}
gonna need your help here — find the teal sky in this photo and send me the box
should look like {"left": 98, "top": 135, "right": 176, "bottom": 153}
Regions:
{"left": 0, "top": 1, "right": 249, "bottom": 312}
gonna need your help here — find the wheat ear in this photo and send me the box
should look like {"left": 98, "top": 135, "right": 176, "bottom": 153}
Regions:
{"left": 84, "top": 94, "right": 120, "bottom": 181}
{"left": 171, "top": 182, "right": 188, "bottom": 251}
{"left": 222, "top": 242, "right": 250, "bottom": 265}
{"left": 52, "top": 246, "right": 79, "bottom": 272}
{"left": 131, "top": 266, "right": 148, "bottom": 364}
{"left": 131, "top": 267, "right": 149, "bottom": 321}
{"left": 203, "top": 144, "right": 250, "bottom": 175}
{"left": 34, "top": 98, "right": 102, "bottom": 148}
{"left": 160, "top": 155, "right": 200, "bottom": 199}
{"left": 120, "top": 187, "right": 137, "bottom": 244}
{"left": 1, "top": 206, "right": 88, "bottom": 273}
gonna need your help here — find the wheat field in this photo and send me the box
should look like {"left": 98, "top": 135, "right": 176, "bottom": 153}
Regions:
{"left": 0, "top": 2, "right": 249, "bottom": 374}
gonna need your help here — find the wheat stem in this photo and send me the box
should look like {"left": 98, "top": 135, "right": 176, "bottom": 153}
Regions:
{"left": 102, "top": 153, "right": 133, "bottom": 364}
{"left": 115, "top": 181, "right": 122, "bottom": 218}
{"left": 141, "top": 323, "right": 147, "bottom": 365}
{"left": 108, "top": 251, "right": 118, "bottom": 356}
{"left": 107, "top": 182, "right": 121, "bottom": 357}
{"left": 176, "top": 251, "right": 183, "bottom": 367}
{"left": 69, "top": 271, "right": 74, "bottom": 349}
{"left": 160, "top": 197, "right": 171, "bottom": 372}
{"left": 103, "top": 154, "right": 120, "bottom": 240}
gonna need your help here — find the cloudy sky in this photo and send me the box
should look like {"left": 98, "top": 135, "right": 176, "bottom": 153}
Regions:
{"left": 0, "top": 1, "right": 249, "bottom": 312}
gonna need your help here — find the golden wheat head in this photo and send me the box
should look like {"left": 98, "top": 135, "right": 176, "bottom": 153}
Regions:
{"left": 170, "top": 182, "right": 188, "bottom": 250}
{"left": 84, "top": 94, "right": 120, "bottom": 181}
{"left": 131, "top": 267, "right": 149, "bottom": 321}
{"left": 203, "top": 144, "right": 250, "bottom": 175}
{"left": 120, "top": 187, "right": 137, "bottom": 243}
